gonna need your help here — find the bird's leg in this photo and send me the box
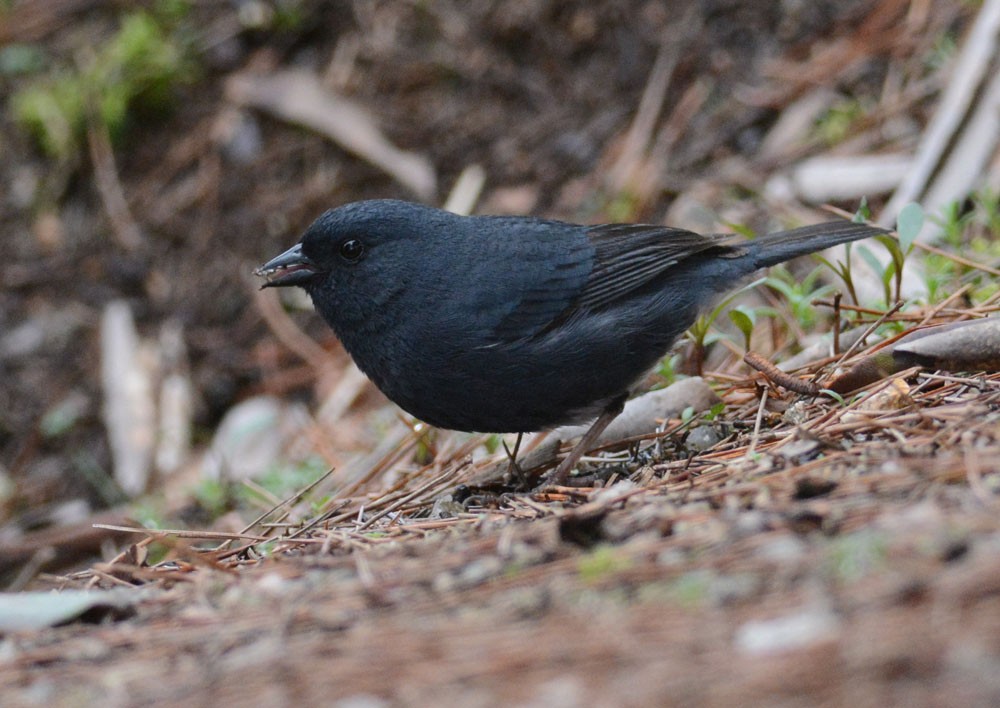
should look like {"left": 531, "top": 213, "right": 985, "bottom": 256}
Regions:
{"left": 502, "top": 432, "right": 527, "bottom": 487}
{"left": 546, "top": 396, "right": 626, "bottom": 487}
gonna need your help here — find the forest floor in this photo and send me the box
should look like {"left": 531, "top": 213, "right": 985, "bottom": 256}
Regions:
{"left": 2, "top": 1, "right": 1000, "bottom": 705}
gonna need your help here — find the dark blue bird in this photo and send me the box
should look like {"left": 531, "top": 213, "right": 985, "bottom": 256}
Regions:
{"left": 257, "top": 200, "right": 886, "bottom": 484}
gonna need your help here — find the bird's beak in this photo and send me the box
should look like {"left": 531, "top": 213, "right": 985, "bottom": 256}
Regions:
{"left": 254, "top": 243, "right": 322, "bottom": 288}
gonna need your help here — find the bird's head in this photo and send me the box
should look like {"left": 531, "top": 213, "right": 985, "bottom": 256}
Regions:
{"left": 255, "top": 199, "right": 459, "bottom": 330}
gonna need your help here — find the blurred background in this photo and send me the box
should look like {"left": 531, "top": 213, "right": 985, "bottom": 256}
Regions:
{"left": 1, "top": 0, "right": 997, "bottom": 581}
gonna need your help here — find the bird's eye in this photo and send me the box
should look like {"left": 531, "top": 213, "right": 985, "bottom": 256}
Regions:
{"left": 338, "top": 238, "right": 365, "bottom": 263}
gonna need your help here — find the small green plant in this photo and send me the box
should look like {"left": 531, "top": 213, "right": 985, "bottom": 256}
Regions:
{"left": 688, "top": 267, "right": 837, "bottom": 369}
{"left": 11, "top": 7, "right": 195, "bottom": 159}
{"left": 823, "top": 531, "right": 889, "bottom": 583}
{"left": 244, "top": 456, "right": 329, "bottom": 504}
{"left": 686, "top": 276, "right": 767, "bottom": 369}
{"left": 814, "top": 97, "right": 868, "bottom": 146}
{"left": 577, "top": 545, "right": 631, "bottom": 583}
{"left": 655, "top": 353, "right": 684, "bottom": 386}
{"left": 483, "top": 434, "right": 502, "bottom": 455}
{"left": 39, "top": 394, "right": 88, "bottom": 438}
{"left": 847, "top": 202, "right": 922, "bottom": 307}
{"left": 667, "top": 570, "right": 714, "bottom": 608}
{"left": 925, "top": 31, "right": 958, "bottom": 71}
{"left": 271, "top": 0, "right": 308, "bottom": 31}
{"left": 972, "top": 188, "right": 1000, "bottom": 235}
{"left": 192, "top": 478, "right": 234, "bottom": 517}
{"left": 704, "top": 401, "right": 726, "bottom": 421}
{"left": 0, "top": 43, "right": 47, "bottom": 76}
{"left": 683, "top": 202, "right": 902, "bottom": 368}
{"left": 917, "top": 195, "right": 1000, "bottom": 304}
{"left": 809, "top": 201, "right": 873, "bottom": 305}
{"left": 819, "top": 389, "right": 847, "bottom": 406}
{"left": 73, "top": 451, "right": 129, "bottom": 506}
{"left": 131, "top": 498, "right": 170, "bottom": 531}
{"left": 804, "top": 201, "right": 915, "bottom": 308}
{"left": 603, "top": 190, "right": 642, "bottom": 223}
{"left": 931, "top": 200, "right": 975, "bottom": 249}
{"left": 764, "top": 265, "right": 834, "bottom": 331}
{"left": 728, "top": 305, "right": 757, "bottom": 352}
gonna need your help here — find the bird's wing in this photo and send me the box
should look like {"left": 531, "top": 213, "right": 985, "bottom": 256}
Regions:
{"left": 491, "top": 222, "right": 735, "bottom": 343}
{"left": 575, "top": 224, "right": 732, "bottom": 311}
{"left": 487, "top": 227, "right": 594, "bottom": 341}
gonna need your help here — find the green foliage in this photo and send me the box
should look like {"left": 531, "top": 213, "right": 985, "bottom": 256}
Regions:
{"left": 668, "top": 401, "right": 726, "bottom": 435}
{"left": 931, "top": 200, "right": 975, "bottom": 247}
{"left": 682, "top": 203, "right": 892, "bottom": 367}
{"left": 483, "top": 434, "right": 502, "bottom": 455}
{"left": 247, "top": 456, "right": 330, "bottom": 503}
{"left": 0, "top": 44, "right": 47, "bottom": 75}
{"left": 10, "top": 8, "right": 195, "bottom": 159}
{"left": 656, "top": 353, "right": 683, "bottom": 386}
{"left": 764, "top": 265, "right": 833, "bottom": 330}
{"left": 192, "top": 478, "right": 233, "bottom": 517}
{"left": 925, "top": 31, "right": 957, "bottom": 71}
{"left": 73, "top": 451, "right": 129, "bottom": 506}
{"left": 666, "top": 570, "right": 714, "bottom": 608}
{"left": 686, "top": 276, "right": 768, "bottom": 356}
{"left": 847, "top": 201, "right": 924, "bottom": 307}
{"left": 973, "top": 188, "right": 1000, "bottom": 235}
{"left": 807, "top": 201, "right": 874, "bottom": 305}
{"left": 577, "top": 545, "right": 631, "bottom": 582}
{"left": 130, "top": 498, "right": 169, "bottom": 531}
{"left": 823, "top": 531, "right": 889, "bottom": 583}
{"left": 39, "top": 395, "right": 87, "bottom": 438}
{"left": 271, "top": 0, "right": 308, "bottom": 31}
{"left": 853, "top": 196, "right": 872, "bottom": 223}
{"left": 853, "top": 243, "right": 893, "bottom": 305}
{"left": 896, "top": 202, "right": 924, "bottom": 253}
{"left": 819, "top": 389, "right": 847, "bottom": 406}
{"left": 728, "top": 306, "right": 756, "bottom": 352}
{"left": 176, "top": 457, "right": 331, "bottom": 521}
{"left": 684, "top": 250, "right": 853, "bottom": 369}
{"left": 814, "top": 97, "right": 868, "bottom": 146}
{"left": 12, "top": 72, "right": 83, "bottom": 158}
{"left": 413, "top": 427, "right": 437, "bottom": 466}
{"left": 604, "top": 191, "right": 642, "bottom": 223}
{"left": 814, "top": 250, "right": 853, "bottom": 305}
{"left": 720, "top": 219, "right": 756, "bottom": 239}
{"left": 922, "top": 192, "right": 1000, "bottom": 304}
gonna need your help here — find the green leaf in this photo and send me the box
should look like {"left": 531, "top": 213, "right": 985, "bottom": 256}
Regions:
{"left": 729, "top": 308, "right": 755, "bottom": 350}
{"left": 764, "top": 275, "right": 795, "bottom": 300}
{"left": 896, "top": 202, "right": 924, "bottom": 252}
{"left": 881, "top": 259, "right": 896, "bottom": 288}
{"left": 820, "top": 389, "right": 846, "bottom": 405}
{"left": 856, "top": 244, "right": 885, "bottom": 278}
{"left": 854, "top": 197, "right": 871, "bottom": 222}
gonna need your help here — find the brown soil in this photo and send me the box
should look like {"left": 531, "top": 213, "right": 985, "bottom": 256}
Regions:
{"left": 2, "top": 1, "right": 999, "bottom": 706}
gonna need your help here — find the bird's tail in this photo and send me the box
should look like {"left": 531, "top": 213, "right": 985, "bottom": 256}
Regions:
{"left": 748, "top": 221, "right": 890, "bottom": 269}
